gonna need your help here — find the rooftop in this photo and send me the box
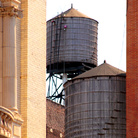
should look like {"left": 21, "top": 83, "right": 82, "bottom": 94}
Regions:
{"left": 73, "top": 60, "right": 126, "bottom": 80}
{"left": 49, "top": 5, "right": 97, "bottom": 21}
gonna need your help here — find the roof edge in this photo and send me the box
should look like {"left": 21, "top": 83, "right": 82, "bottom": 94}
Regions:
{"left": 64, "top": 73, "right": 126, "bottom": 87}
{"left": 47, "top": 7, "right": 98, "bottom": 23}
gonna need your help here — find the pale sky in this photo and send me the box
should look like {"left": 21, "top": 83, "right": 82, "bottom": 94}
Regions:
{"left": 46, "top": 0, "right": 126, "bottom": 71}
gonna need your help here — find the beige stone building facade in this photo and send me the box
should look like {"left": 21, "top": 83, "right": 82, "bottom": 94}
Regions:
{"left": 0, "top": 0, "right": 46, "bottom": 137}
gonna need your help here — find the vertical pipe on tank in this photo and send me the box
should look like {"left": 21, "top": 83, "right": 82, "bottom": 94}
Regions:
{"left": 62, "top": 73, "right": 67, "bottom": 104}
{"left": 63, "top": 73, "right": 67, "bottom": 84}
{"left": 2, "top": 15, "right": 17, "bottom": 111}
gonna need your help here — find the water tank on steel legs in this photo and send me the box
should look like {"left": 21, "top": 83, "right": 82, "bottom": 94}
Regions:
{"left": 64, "top": 61, "right": 126, "bottom": 138}
{"left": 46, "top": 6, "right": 98, "bottom": 77}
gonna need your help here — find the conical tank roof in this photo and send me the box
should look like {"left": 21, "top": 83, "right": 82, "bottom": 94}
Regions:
{"left": 61, "top": 7, "right": 90, "bottom": 18}
{"left": 73, "top": 60, "right": 126, "bottom": 80}
{"left": 49, "top": 5, "right": 97, "bottom": 21}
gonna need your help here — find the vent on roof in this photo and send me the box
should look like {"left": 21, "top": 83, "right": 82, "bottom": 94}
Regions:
{"left": 71, "top": 3, "right": 73, "bottom": 8}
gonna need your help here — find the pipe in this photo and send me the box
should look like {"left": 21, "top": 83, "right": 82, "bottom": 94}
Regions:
{"left": 62, "top": 73, "right": 67, "bottom": 105}
{"left": 62, "top": 73, "right": 67, "bottom": 84}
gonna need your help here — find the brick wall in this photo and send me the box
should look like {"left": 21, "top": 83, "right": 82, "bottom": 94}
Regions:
{"left": 21, "top": 0, "right": 46, "bottom": 137}
{"left": 20, "top": 0, "right": 28, "bottom": 137}
{"left": 127, "top": 0, "right": 138, "bottom": 137}
{"left": 46, "top": 99, "right": 65, "bottom": 138}
{"left": 0, "top": 17, "right": 2, "bottom": 105}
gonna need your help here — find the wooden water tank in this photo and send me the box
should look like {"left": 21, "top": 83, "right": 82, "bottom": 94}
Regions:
{"left": 64, "top": 62, "right": 126, "bottom": 138}
{"left": 46, "top": 7, "right": 98, "bottom": 76}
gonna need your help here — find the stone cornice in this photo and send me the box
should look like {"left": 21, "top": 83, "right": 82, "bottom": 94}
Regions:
{"left": 0, "top": 106, "right": 23, "bottom": 125}
{"left": 1, "top": 0, "right": 21, "bottom": 8}
{"left": 0, "top": 5, "right": 23, "bottom": 18}
{"left": 13, "top": 112, "right": 23, "bottom": 125}
{"left": 0, "top": 106, "right": 23, "bottom": 137}
{"left": 0, "top": 0, "right": 23, "bottom": 18}
{"left": 0, "top": 106, "right": 14, "bottom": 120}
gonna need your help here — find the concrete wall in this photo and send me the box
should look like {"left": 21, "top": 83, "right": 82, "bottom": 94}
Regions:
{"left": 127, "top": 0, "right": 138, "bottom": 137}
{"left": 46, "top": 99, "right": 65, "bottom": 138}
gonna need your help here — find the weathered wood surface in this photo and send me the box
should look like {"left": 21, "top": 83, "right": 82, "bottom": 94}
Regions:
{"left": 65, "top": 76, "right": 126, "bottom": 138}
{"left": 46, "top": 17, "right": 98, "bottom": 68}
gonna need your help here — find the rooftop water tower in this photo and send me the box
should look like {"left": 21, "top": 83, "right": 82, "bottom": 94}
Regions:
{"left": 46, "top": 5, "right": 98, "bottom": 103}
{"left": 64, "top": 61, "right": 126, "bottom": 138}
